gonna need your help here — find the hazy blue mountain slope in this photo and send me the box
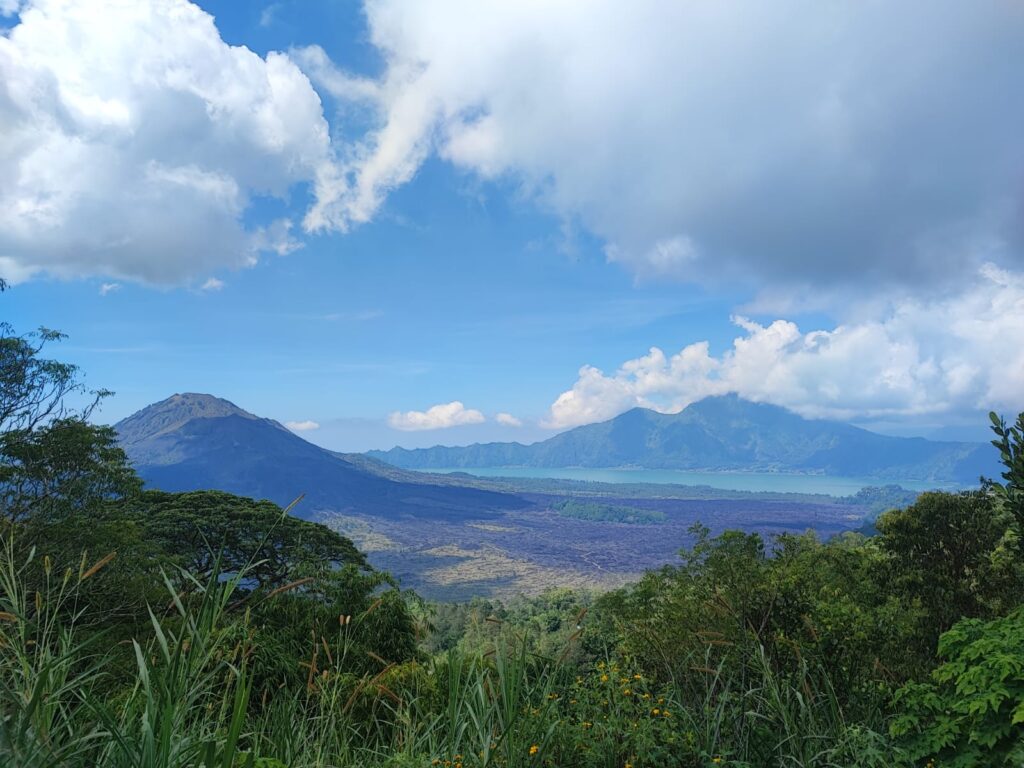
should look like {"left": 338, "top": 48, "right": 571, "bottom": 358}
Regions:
{"left": 116, "top": 394, "right": 526, "bottom": 519}
{"left": 367, "top": 395, "right": 994, "bottom": 483}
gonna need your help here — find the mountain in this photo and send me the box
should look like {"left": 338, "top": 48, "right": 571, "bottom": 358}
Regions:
{"left": 115, "top": 393, "right": 526, "bottom": 519}
{"left": 367, "top": 395, "right": 995, "bottom": 484}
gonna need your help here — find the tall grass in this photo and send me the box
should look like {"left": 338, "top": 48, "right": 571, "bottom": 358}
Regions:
{"left": 0, "top": 534, "right": 902, "bottom": 768}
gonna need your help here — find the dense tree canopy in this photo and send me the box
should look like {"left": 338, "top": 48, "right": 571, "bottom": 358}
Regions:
{"left": 125, "top": 489, "right": 368, "bottom": 589}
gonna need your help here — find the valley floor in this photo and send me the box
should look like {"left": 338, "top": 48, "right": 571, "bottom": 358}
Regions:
{"left": 320, "top": 494, "right": 861, "bottom": 600}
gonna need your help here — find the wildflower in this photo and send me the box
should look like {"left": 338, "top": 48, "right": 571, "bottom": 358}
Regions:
{"left": 622, "top": 688, "right": 631, "bottom": 696}
{"left": 652, "top": 708, "right": 660, "bottom": 715}
{"left": 633, "top": 673, "right": 642, "bottom": 680}
{"left": 529, "top": 745, "right": 539, "bottom": 756}
{"left": 600, "top": 674, "right": 609, "bottom": 682}
{"left": 712, "top": 759, "right": 722, "bottom": 765}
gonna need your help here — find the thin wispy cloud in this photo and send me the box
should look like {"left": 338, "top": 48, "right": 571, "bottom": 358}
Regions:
{"left": 200, "top": 278, "right": 225, "bottom": 292}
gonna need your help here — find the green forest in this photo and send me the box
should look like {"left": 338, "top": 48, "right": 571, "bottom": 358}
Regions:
{"left": 4, "top": 322, "right": 1024, "bottom": 767}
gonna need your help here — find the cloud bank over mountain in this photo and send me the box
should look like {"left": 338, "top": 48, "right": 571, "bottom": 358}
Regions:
{"left": 547, "top": 264, "right": 1024, "bottom": 428}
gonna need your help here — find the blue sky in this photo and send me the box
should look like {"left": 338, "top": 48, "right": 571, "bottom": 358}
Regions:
{"left": 3, "top": 0, "right": 1023, "bottom": 450}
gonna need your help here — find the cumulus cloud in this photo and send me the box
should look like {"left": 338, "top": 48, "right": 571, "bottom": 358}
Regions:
{"left": 546, "top": 264, "right": 1024, "bottom": 429}
{"left": 98, "top": 282, "right": 120, "bottom": 296}
{"left": 0, "top": 0, "right": 339, "bottom": 285}
{"left": 495, "top": 412, "right": 522, "bottom": 427}
{"left": 388, "top": 401, "right": 486, "bottom": 431}
{"left": 200, "top": 277, "right": 224, "bottom": 292}
{"left": 304, "top": 0, "right": 1024, "bottom": 288}
{"left": 285, "top": 419, "right": 319, "bottom": 432}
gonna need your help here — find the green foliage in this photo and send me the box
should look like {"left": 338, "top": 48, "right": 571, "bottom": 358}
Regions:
{"left": 892, "top": 608, "right": 1024, "bottom": 766}
{"left": 875, "top": 491, "right": 1023, "bottom": 660}
{"left": 124, "top": 489, "right": 367, "bottom": 587}
{"left": 840, "top": 484, "right": 919, "bottom": 518}
{"left": 552, "top": 498, "right": 666, "bottom": 524}
{"left": 0, "top": 322, "right": 139, "bottom": 530}
{"left": 1, "top": 419, "right": 141, "bottom": 527}
{"left": 986, "top": 410, "right": 1024, "bottom": 545}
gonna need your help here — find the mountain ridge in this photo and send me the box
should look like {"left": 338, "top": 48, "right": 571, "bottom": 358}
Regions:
{"left": 367, "top": 395, "right": 994, "bottom": 484}
{"left": 114, "top": 393, "right": 527, "bottom": 519}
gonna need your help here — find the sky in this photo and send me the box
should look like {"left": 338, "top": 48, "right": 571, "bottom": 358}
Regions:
{"left": 2, "top": 0, "right": 1024, "bottom": 450}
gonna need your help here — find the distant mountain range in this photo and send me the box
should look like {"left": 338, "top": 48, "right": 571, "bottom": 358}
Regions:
{"left": 368, "top": 395, "right": 995, "bottom": 484}
{"left": 115, "top": 393, "right": 526, "bottom": 519}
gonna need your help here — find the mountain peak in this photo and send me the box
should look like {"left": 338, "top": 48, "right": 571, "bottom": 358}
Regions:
{"left": 115, "top": 392, "right": 266, "bottom": 446}
{"left": 114, "top": 394, "right": 525, "bottom": 520}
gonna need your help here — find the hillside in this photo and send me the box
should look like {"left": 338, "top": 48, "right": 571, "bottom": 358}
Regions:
{"left": 368, "top": 394, "right": 994, "bottom": 483}
{"left": 115, "top": 393, "right": 527, "bottom": 520}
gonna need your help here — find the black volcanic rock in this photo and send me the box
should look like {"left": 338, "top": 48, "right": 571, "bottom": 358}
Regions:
{"left": 368, "top": 394, "right": 995, "bottom": 484}
{"left": 116, "top": 394, "right": 526, "bottom": 519}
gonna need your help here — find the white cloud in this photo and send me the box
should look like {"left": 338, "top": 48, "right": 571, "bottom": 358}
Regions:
{"left": 0, "top": 0, "right": 339, "bottom": 285}
{"left": 495, "top": 412, "right": 522, "bottom": 427}
{"left": 200, "top": 277, "right": 224, "bottom": 292}
{"left": 99, "top": 282, "right": 120, "bottom": 296}
{"left": 303, "top": 0, "right": 1024, "bottom": 288}
{"left": 545, "top": 264, "right": 1024, "bottom": 429}
{"left": 388, "top": 401, "right": 486, "bottom": 431}
{"left": 285, "top": 419, "right": 319, "bottom": 431}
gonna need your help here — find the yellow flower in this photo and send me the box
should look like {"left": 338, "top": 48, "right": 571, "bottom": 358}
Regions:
{"left": 652, "top": 708, "right": 660, "bottom": 715}
{"left": 600, "top": 674, "right": 609, "bottom": 682}
{"left": 622, "top": 689, "right": 631, "bottom": 696}
{"left": 633, "top": 673, "right": 642, "bottom": 680}
{"left": 529, "top": 745, "right": 539, "bottom": 756}
{"left": 712, "top": 759, "right": 722, "bottom": 765}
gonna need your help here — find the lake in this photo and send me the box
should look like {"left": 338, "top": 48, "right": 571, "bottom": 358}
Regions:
{"left": 416, "top": 466, "right": 958, "bottom": 496}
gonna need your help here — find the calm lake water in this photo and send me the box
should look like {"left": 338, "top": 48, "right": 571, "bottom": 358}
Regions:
{"left": 418, "top": 466, "right": 957, "bottom": 496}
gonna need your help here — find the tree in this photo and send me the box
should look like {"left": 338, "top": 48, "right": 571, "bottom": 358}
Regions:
{"left": 875, "top": 491, "right": 1022, "bottom": 656}
{"left": 0, "top": 323, "right": 106, "bottom": 433}
{"left": 0, "top": 323, "right": 139, "bottom": 528}
{"left": 986, "top": 410, "right": 1024, "bottom": 548}
{"left": 126, "top": 489, "right": 367, "bottom": 590}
